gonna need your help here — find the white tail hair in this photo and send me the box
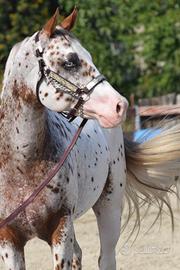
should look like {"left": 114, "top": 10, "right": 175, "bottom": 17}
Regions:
{"left": 124, "top": 122, "right": 180, "bottom": 235}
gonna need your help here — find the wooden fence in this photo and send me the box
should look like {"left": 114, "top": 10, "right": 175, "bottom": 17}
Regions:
{"left": 128, "top": 93, "right": 180, "bottom": 130}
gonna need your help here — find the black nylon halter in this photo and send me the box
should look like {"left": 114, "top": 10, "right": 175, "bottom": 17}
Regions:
{"left": 35, "top": 39, "right": 106, "bottom": 121}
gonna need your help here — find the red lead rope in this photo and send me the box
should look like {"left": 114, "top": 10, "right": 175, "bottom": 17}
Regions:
{"left": 0, "top": 118, "right": 88, "bottom": 229}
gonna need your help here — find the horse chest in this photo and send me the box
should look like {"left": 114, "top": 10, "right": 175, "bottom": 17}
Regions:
{"left": 0, "top": 117, "right": 111, "bottom": 240}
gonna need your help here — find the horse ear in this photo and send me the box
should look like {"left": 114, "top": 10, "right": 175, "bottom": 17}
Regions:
{"left": 60, "top": 7, "right": 78, "bottom": 31}
{"left": 43, "top": 8, "right": 59, "bottom": 37}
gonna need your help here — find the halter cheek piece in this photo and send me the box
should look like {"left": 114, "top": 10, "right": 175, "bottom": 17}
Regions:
{"left": 35, "top": 38, "right": 106, "bottom": 122}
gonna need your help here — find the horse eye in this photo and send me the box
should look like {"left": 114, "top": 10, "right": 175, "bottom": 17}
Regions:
{"left": 63, "top": 53, "right": 81, "bottom": 70}
{"left": 63, "top": 61, "right": 76, "bottom": 70}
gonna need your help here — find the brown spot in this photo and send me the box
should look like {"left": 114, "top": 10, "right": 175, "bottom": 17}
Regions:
{"left": 0, "top": 150, "right": 10, "bottom": 169}
{"left": 5, "top": 253, "right": 8, "bottom": 258}
{"left": 55, "top": 265, "right": 60, "bottom": 270}
{"left": 0, "top": 110, "right": 5, "bottom": 121}
{"left": 56, "top": 90, "right": 63, "bottom": 96}
{"left": 16, "top": 127, "right": 20, "bottom": 134}
{"left": 55, "top": 254, "right": 58, "bottom": 261}
{"left": 61, "top": 259, "right": 65, "bottom": 268}
{"left": 22, "top": 144, "right": 29, "bottom": 148}
{"left": 25, "top": 52, "right": 29, "bottom": 56}
{"left": 63, "top": 42, "right": 70, "bottom": 47}
{"left": 103, "top": 170, "right": 114, "bottom": 196}
{"left": 51, "top": 214, "right": 68, "bottom": 245}
{"left": 47, "top": 184, "right": 53, "bottom": 189}
{"left": 65, "top": 97, "right": 72, "bottom": 102}
{"left": 12, "top": 82, "right": 41, "bottom": 108}
{"left": 52, "top": 187, "right": 59, "bottom": 193}
{"left": 44, "top": 93, "right": 48, "bottom": 97}
{"left": 67, "top": 177, "right": 70, "bottom": 183}
{"left": 16, "top": 166, "right": 24, "bottom": 174}
{"left": 82, "top": 71, "right": 88, "bottom": 77}
{"left": 0, "top": 222, "right": 26, "bottom": 251}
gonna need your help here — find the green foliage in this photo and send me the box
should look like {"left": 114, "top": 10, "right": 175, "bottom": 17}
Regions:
{"left": 59, "top": 0, "right": 139, "bottom": 97}
{"left": 129, "top": 0, "right": 180, "bottom": 97}
{"left": 0, "top": 0, "right": 180, "bottom": 98}
{"left": 0, "top": 0, "right": 57, "bottom": 69}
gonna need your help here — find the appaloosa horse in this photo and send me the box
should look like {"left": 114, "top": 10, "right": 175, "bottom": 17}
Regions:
{"left": 1, "top": 8, "right": 180, "bottom": 270}
{"left": 0, "top": 8, "right": 128, "bottom": 270}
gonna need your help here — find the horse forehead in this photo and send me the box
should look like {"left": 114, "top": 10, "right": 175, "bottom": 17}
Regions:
{"left": 48, "top": 35, "right": 92, "bottom": 63}
{"left": 71, "top": 39, "right": 92, "bottom": 60}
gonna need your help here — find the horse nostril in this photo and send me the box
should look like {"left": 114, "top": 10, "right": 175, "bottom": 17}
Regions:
{"left": 116, "top": 103, "right": 121, "bottom": 114}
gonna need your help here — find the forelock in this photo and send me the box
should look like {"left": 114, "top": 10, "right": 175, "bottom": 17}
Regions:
{"left": 51, "top": 27, "right": 77, "bottom": 42}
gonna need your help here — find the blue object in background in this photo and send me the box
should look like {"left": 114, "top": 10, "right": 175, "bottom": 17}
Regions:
{"left": 133, "top": 128, "right": 162, "bottom": 142}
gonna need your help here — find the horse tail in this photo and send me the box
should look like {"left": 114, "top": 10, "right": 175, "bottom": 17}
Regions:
{"left": 124, "top": 123, "right": 180, "bottom": 234}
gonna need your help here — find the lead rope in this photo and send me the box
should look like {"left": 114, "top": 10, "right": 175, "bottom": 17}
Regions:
{"left": 0, "top": 118, "right": 87, "bottom": 229}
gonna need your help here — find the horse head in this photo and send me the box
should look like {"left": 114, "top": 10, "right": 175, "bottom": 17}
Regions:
{"left": 4, "top": 8, "right": 128, "bottom": 128}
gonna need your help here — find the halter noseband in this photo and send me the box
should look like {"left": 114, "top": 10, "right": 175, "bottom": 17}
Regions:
{"left": 35, "top": 38, "right": 106, "bottom": 122}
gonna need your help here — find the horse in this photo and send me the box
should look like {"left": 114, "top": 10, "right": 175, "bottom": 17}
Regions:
{"left": 1, "top": 7, "right": 180, "bottom": 270}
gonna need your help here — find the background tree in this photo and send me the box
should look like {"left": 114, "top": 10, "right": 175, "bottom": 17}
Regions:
{"left": 0, "top": 0, "right": 57, "bottom": 71}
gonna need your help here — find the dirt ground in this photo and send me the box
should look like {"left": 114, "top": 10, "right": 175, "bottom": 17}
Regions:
{"left": 1, "top": 197, "right": 180, "bottom": 270}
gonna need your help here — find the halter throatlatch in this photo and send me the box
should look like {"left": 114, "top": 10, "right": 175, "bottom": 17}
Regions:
{"left": 35, "top": 37, "right": 106, "bottom": 121}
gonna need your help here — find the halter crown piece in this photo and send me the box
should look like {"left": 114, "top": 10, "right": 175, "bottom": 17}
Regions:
{"left": 35, "top": 32, "right": 106, "bottom": 122}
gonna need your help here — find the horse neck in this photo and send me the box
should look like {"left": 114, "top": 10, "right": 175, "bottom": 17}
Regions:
{"left": 0, "top": 95, "right": 46, "bottom": 165}
{"left": 0, "top": 37, "right": 47, "bottom": 166}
